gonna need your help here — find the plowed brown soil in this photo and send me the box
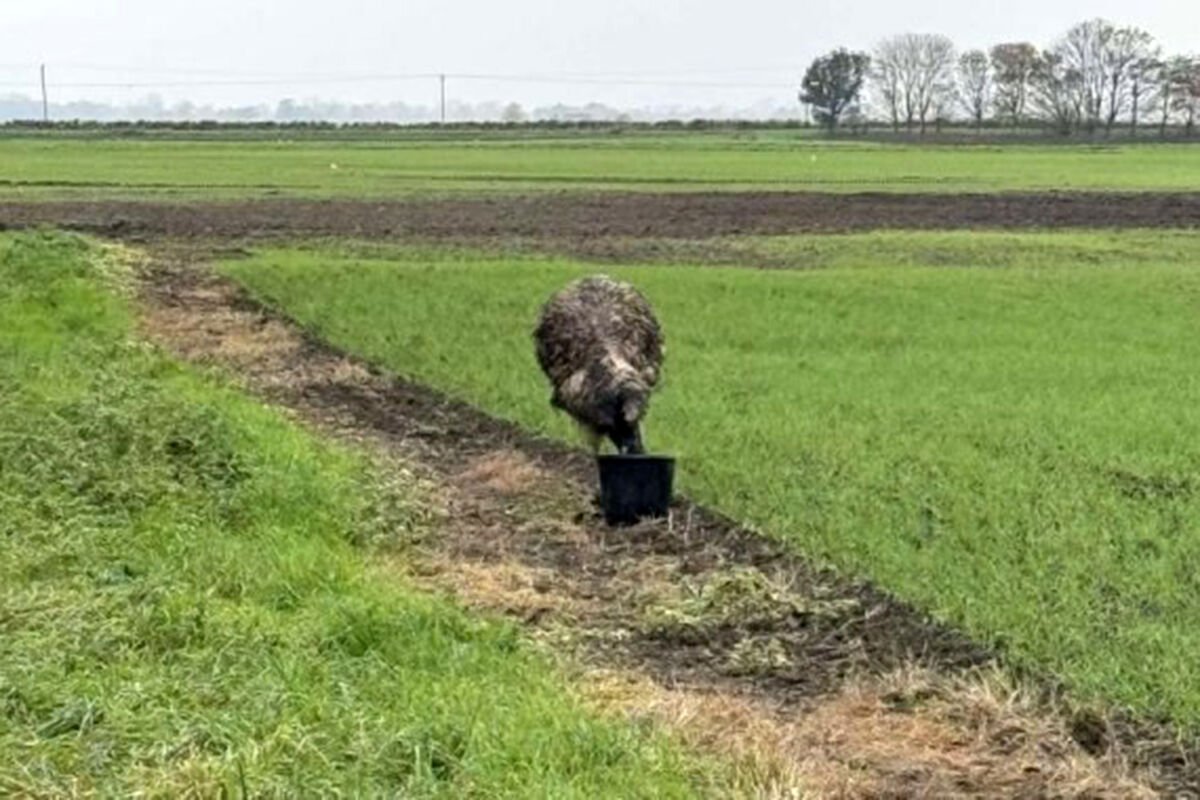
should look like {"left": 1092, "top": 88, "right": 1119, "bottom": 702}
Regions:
{"left": 3, "top": 191, "right": 1199, "bottom": 242}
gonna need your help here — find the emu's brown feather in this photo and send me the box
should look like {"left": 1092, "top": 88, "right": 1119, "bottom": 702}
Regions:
{"left": 533, "top": 275, "right": 664, "bottom": 453}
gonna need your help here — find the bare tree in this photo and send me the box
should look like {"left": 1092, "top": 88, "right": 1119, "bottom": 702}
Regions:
{"left": 1157, "top": 56, "right": 1187, "bottom": 137}
{"left": 1170, "top": 57, "right": 1200, "bottom": 137}
{"left": 1030, "top": 50, "right": 1082, "bottom": 135}
{"left": 1054, "top": 19, "right": 1111, "bottom": 134}
{"left": 990, "top": 42, "right": 1039, "bottom": 126}
{"left": 1035, "top": 18, "right": 1154, "bottom": 136}
{"left": 1100, "top": 25, "right": 1158, "bottom": 135}
{"left": 1129, "top": 56, "right": 1162, "bottom": 136}
{"left": 956, "top": 50, "right": 992, "bottom": 131}
{"left": 870, "top": 55, "right": 903, "bottom": 131}
{"left": 872, "top": 33, "right": 956, "bottom": 135}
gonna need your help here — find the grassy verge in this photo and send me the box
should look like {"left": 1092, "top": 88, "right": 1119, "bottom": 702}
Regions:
{"left": 3, "top": 136, "right": 1200, "bottom": 199}
{"left": 224, "top": 233, "right": 1200, "bottom": 727}
{"left": 0, "top": 231, "right": 722, "bottom": 798}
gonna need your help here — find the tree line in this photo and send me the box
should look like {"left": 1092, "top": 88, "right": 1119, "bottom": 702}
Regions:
{"left": 800, "top": 19, "right": 1200, "bottom": 136}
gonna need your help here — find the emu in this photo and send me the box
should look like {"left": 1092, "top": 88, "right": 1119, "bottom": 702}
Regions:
{"left": 534, "top": 275, "right": 664, "bottom": 455}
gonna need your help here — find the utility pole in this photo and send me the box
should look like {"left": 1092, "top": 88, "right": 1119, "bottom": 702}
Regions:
{"left": 40, "top": 64, "right": 49, "bottom": 123}
{"left": 439, "top": 74, "right": 446, "bottom": 124}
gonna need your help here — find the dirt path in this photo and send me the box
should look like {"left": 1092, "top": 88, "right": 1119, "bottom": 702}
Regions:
{"left": 133, "top": 247, "right": 1196, "bottom": 797}
{"left": 4, "top": 191, "right": 1200, "bottom": 243}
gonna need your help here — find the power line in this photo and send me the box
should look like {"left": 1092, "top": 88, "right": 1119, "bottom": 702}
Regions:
{"left": 0, "top": 61, "right": 805, "bottom": 79}
{"left": 15, "top": 64, "right": 798, "bottom": 122}
{"left": 4, "top": 60, "right": 799, "bottom": 92}
{"left": 456, "top": 65, "right": 805, "bottom": 79}
{"left": 31, "top": 73, "right": 442, "bottom": 89}
{"left": 450, "top": 73, "right": 795, "bottom": 90}
{"left": 17, "top": 72, "right": 794, "bottom": 91}
{"left": 53, "top": 62, "right": 320, "bottom": 77}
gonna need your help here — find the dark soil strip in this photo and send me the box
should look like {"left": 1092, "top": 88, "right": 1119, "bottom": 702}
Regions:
{"left": 139, "top": 251, "right": 1200, "bottom": 795}
{"left": 5, "top": 191, "right": 1200, "bottom": 242}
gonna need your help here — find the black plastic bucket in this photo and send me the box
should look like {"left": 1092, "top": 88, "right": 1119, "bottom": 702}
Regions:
{"left": 596, "top": 454, "right": 675, "bottom": 526}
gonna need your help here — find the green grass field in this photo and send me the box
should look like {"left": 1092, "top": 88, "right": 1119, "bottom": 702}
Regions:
{"left": 3, "top": 134, "right": 1200, "bottom": 198}
{"left": 223, "top": 232, "right": 1200, "bottom": 726}
{"left": 0, "top": 232, "right": 725, "bottom": 797}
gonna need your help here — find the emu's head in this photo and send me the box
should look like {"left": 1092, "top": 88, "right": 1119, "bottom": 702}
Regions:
{"left": 581, "top": 358, "right": 651, "bottom": 455}
{"left": 595, "top": 385, "right": 648, "bottom": 455}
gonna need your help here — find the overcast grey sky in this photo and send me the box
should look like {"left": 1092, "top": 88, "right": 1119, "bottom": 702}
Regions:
{"left": 3, "top": 0, "right": 1196, "bottom": 111}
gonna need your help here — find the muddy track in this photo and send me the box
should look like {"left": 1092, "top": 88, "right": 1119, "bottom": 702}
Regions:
{"left": 4, "top": 191, "right": 1200, "bottom": 242}
{"left": 137, "top": 248, "right": 1198, "bottom": 797}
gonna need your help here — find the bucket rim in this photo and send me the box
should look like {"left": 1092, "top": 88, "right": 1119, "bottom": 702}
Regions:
{"left": 596, "top": 453, "right": 676, "bottom": 463}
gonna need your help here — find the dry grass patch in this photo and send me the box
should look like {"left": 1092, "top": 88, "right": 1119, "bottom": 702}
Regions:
{"left": 583, "top": 667, "right": 1156, "bottom": 799}
{"left": 458, "top": 449, "right": 547, "bottom": 495}
{"left": 411, "top": 555, "right": 574, "bottom": 626}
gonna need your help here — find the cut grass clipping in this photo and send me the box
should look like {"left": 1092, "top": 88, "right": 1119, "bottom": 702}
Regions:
{"left": 0, "top": 232, "right": 723, "bottom": 798}
{"left": 224, "top": 233, "right": 1200, "bottom": 729}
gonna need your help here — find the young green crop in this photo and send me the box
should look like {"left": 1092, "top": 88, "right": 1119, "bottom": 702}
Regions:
{"left": 3, "top": 134, "right": 1200, "bottom": 199}
{"left": 0, "top": 232, "right": 723, "bottom": 798}
{"left": 224, "top": 232, "right": 1200, "bottom": 726}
